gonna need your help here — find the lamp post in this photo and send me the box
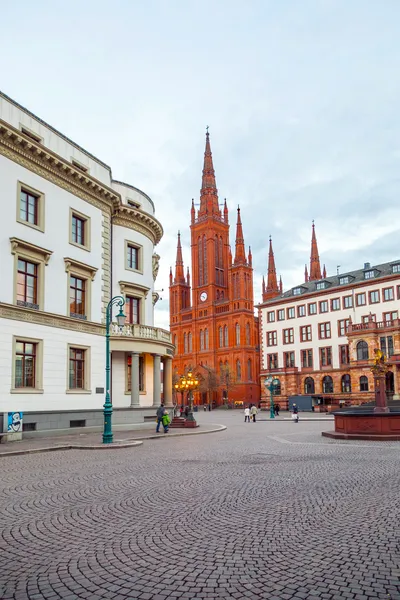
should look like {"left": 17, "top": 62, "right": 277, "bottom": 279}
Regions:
{"left": 174, "top": 370, "right": 200, "bottom": 422}
{"left": 103, "top": 296, "right": 126, "bottom": 444}
{"left": 264, "top": 376, "right": 279, "bottom": 419}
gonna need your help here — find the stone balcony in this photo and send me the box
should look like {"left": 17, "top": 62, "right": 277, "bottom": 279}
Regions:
{"left": 110, "top": 323, "right": 174, "bottom": 356}
{"left": 348, "top": 319, "right": 399, "bottom": 334}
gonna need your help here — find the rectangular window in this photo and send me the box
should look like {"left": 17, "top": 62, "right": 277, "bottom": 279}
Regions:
{"left": 15, "top": 341, "right": 36, "bottom": 388}
{"left": 339, "top": 344, "right": 349, "bottom": 365}
{"left": 320, "top": 346, "right": 332, "bottom": 366}
{"left": 284, "top": 351, "right": 295, "bottom": 368}
{"left": 69, "top": 276, "right": 86, "bottom": 318}
{"left": 343, "top": 295, "right": 353, "bottom": 308}
{"left": 69, "top": 347, "right": 85, "bottom": 389}
{"left": 17, "top": 182, "right": 45, "bottom": 232}
{"left": 331, "top": 298, "right": 340, "bottom": 311}
{"left": 71, "top": 214, "right": 85, "bottom": 246}
{"left": 277, "top": 309, "right": 285, "bottom": 321}
{"left": 297, "top": 305, "right": 306, "bottom": 317}
{"left": 283, "top": 328, "right": 294, "bottom": 344}
{"left": 69, "top": 208, "right": 90, "bottom": 250}
{"left": 308, "top": 302, "right": 317, "bottom": 315}
{"left": 356, "top": 293, "right": 366, "bottom": 306}
{"left": 267, "top": 331, "right": 277, "bottom": 346}
{"left": 127, "top": 244, "right": 139, "bottom": 270}
{"left": 301, "top": 349, "right": 313, "bottom": 368}
{"left": 380, "top": 336, "right": 394, "bottom": 357}
{"left": 267, "top": 311, "right": 275, "bottom": 323}
{"left": 17, "top": 259, "right": 38, "bottom": 308}
{"left": 300, "top": 325, "right": 312, "bottom": 342}
{"left": 267, "top": 353, "right": 278, "bottom": 369}
{"left": 126, "top": 296, "right": 140, "bottom": 324}
{"left": 316, "top": 282, "right": 326, "bottom": 290}
{"left": 369, "top": 290, "right": 379, "bottom": 304}
{"left": 392, "top": 264, "right": 400, "bottom": 273}
{"left": 383, "top": 287, "right": 394, "bottom": 301}
{"left": 383, "top": 311, "right": 398, "bottom": 322}
{"left": 364, "top": 270, "right": 375, "bottom": 279}
{"left": 319, "top": 322, "right": 331, "bottom": 339}
{"left": 319, "top": 300, "right": 328, "bottom": 313}
{"left": 293, "top": 288, "right": 302, "bottom": 296}
{"left": 338, "top": 319, "right": 350, "bottom": 336}
{"left": 287, "top": 307, "right": 295, "bottom": 319}
{"left": 339, "top": 276, "right": 349, "bottom": 285}
{"left": 20, "top": 189, "right": 38, "bottom": 226}
{"left": 127, "top": 355, "right": 145, "bottom": 392}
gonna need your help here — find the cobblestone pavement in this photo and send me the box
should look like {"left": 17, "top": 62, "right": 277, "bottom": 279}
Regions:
{"left": 1, "top": 412, "right": 399, "bottom": 600}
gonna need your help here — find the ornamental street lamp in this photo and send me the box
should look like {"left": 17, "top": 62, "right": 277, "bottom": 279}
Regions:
{"left": 174, "top": 370, "right": 200, "bottom": 422}
{"left": 264, "top": 376, "right": 280, "bottom": 419}
{"left": 103, "top": 296, "right": 126, "bottom": 444}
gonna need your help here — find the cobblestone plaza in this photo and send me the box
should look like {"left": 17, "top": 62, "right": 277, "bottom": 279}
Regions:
{"left": 1, "top": 413, "right": 399, "bottom": 600}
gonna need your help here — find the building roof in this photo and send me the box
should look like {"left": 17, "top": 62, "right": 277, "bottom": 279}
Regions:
{"left": 261, "top": 259, "right": 400, "bottom": 305}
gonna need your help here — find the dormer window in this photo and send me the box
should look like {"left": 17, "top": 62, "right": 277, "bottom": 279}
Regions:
{"left": 127, "top": 200, "right": 141, "bottom": 209}
{"left": 392, "top": 264, "right": 400, "bottom": 274}
{"left": 339, "top": 276, "right": 349, "bottom": 285}
{"left": 364, "top": 270, "right": 375, "bottom": 280}
{"left": 316, "top": 281, "right": 326, "bottom": 290}
{"left": 293, "top": 287, "right": 302, "bottom": 296}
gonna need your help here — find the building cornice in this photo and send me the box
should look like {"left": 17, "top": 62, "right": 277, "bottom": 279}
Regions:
{"left": 113, "top": 205, "right": 163, "bottom": 245}
{"left": 0, "top": 119, "right": 119, "bottom": 212}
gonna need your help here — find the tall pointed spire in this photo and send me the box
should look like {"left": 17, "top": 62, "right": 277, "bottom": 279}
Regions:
{"left": 309, "top": 221, "right": 322, "bottom": 281}
{"left": 174, "top": 231, "right": 185, "bottom": 283}
{"left": 234, "top": 206, "right": 246, "bottom": 264}
{"left": 322, "top": 264, "right": 327, "bottom": 279}
{"left": 198, "top": 128, "right": 220, "bottom": 217}
{"left": 279, "top": 276, "right": 283, "bottom": 294}
{"left": 304, "top": 264, "right": 309, "bottom": 283}
{"left": 263, "top": 236, "right": 280, "bottom": 301}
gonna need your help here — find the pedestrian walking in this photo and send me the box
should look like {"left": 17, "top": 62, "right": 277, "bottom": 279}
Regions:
{"left": 156, "top": 403, "right": 169, "bottom": 433}
{"left": 275, "top": 403, "right": 280, "bottom": 417}
{"left": 244, "top": 406, "right": 250, "bottom": 423}
{"left": 250, "top": 404, "right": 258, "bottom": 423}
{"left": 292, "top": 403, "right": 299, "bottom": 423}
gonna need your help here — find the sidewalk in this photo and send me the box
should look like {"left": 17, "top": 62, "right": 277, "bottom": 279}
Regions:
{"left": 0, "top": 423, "right": 226, "bottom": 457}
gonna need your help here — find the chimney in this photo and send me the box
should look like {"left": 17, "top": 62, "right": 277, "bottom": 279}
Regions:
{"left": 364, "top": 262, "right": 371, "bottom": 270}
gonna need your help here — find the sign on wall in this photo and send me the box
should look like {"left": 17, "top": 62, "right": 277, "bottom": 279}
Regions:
{"left": 7, "top": 412, "right": 23, "bottom": 433}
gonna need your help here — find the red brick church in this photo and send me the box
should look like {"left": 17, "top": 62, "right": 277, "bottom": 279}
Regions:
{"left": 169, "top": 131, "right": 260, "bottom": 406}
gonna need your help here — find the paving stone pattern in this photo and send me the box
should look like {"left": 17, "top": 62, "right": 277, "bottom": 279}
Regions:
{"left": 0, "top": 413, "right": 399, "bottom": 599}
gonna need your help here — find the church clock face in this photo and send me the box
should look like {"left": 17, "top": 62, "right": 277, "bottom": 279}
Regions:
{"left": 200, "top": 291, "right": 208, "bottom": 302}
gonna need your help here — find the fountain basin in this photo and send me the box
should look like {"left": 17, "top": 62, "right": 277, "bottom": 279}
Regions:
{"left": 322, "top": 410, "right": 400, "bottom": 441}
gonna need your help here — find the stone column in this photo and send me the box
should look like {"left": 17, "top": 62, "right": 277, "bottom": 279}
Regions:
{"left": 374, "top": 374, "right": 389, "bottom": 413}
{"left": 153, "top": 354, "right": 161, "bottom": 407}
{"left": 163, "top": 357, "right": 174, "bottom": 407}
{"left": 130, "top": 352, "right": 140, "bottom": 407}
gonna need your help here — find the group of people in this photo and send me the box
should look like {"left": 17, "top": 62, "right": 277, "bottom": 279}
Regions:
{"left": 244, "top": 404, "right": 258, "bottom": 422}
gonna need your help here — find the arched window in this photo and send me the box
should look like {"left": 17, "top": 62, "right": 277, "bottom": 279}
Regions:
{"left": 304, "top": 377, "right": 315, "bottom": 394}
{"left": 188, "top": 333, "right": 192, "bottom": 353}
{"left": 359, "top": 375, "right": 369, "bottom": 392}
{"left": 341, "top": 374, "right": 351, "bottom": 393}
{"left": 236, "top": 359, "right": 241, "bottom": 381}
{"left": 200, "top": 329, "right": 204, "bottom": 351}
{"left": 247, "top": 359, "right": 252, "bottom": 381}
{"left": 235, "top": 323, "right": 240, "bottom": 345}
{"left": 357, "top": 340, "right": 369, "bottom": 361}
{"left": 203, "top": 235, "right": 208, "bottom": 284}
{"left": 224, "top": 325, "right": 229, "bottom": 347}
{"left": 220, "top": 290, "right": 224, "bottom": 299}
{"left": 216, "top": 290, "right": 220, "bottom": 300}
{"left": 245, "top": 322, "right": 250, "bottom": 345}
{"left": 273, "top": 379, "right": 281, "bottom": 395}
{"left": 219, "top": 360, "right": 223, "bottom": 376}
{"left": 218, "top": 326, "right": 223, "bottom": 348}
{"left": 184, "top": 333, "right": 188, "bottom": 354}
{"left": 205, "top": 328, "right": 209, "bottom": 349}
{"left": 322, "top": 375, "right": 334, "bottom": 394}
{"left": 198, "top": 237, "right": 203, "bottom": 286}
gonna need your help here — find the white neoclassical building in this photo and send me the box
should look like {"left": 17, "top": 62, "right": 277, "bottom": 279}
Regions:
{"left": 0, "top": 91, "right": 174, "bottom": 437}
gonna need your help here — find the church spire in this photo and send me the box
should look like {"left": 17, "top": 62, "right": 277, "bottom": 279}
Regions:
{"left": 309, "top": 221, "right": 322, "bottom": 281}
{"left": 174, "top": 231, "right": 185, "bottom": 283}
{"left": 263, "top": 236, "right": 280, "bottom": 301}
{"left": 198, "top": 128, "right": 220, "bottom": 217}
{"left": 234, "top": 206, "right": 246, "bottom": 264}
{"left": 322, "top": 264, "right": 327, "bottom": 279}
{"left": 304, "top": 264, "right": 309, "bottom": 283}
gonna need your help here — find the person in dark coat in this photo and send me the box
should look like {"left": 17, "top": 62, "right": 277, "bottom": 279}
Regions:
{"left": 156, "top": 403, "right": 168, "bottom": 433}
{"left": 292, "top": 403, "right": 299, "bottom": 423}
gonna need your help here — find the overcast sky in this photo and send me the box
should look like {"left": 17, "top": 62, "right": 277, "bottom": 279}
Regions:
{"left": 1, "top": 0, "right": 400, "bottom": 329}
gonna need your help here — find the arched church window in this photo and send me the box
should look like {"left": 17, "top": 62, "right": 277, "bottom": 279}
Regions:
{"left": 198, "top": 237, "right": 203, "bottom": 286}
{"left": 245, "top": 322, "right": 250, "bottom": 345}
{"left": 205, "top": 328, "right": 209, "bottom": 349}
{"left": 219, "top": 327, "right": 223, "bottom": 348}
{"left": 236, "top": 359, "right": 241, "bottom": 381}
{"left": 188, "top": 333, "right": 192, "bottom": 353}
{"left": 235, "top": 323, "right": 241, "bottom": 345}
{"left": 200, "top": 329, "right": 204, "bottom": 351}
{"left": 224, "top": 325, "right": 229, "bottom": 347}
{"left": 184, "top": 333, "right": 188, "bottom": 354}
{"left": 203, "top": 235, "right": 208, "bottom": 284}
{"left": 247, "top": 359, "right": 252, "bottom": 381}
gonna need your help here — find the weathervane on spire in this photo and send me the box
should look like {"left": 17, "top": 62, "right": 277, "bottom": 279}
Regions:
{"left": 206, "top": 125, "right": 209, "bottom": 133}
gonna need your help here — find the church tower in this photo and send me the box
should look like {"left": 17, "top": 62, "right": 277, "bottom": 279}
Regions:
{"left": 169, "top": 131, "right": 260, "bottom": 405}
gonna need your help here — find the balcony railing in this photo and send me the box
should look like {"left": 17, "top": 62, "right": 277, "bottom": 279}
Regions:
{"left": 111, "top": 323, "right": 172, "bottom": 343}
{"left": 349, "top": 319, "right": 398, "bottom": 333}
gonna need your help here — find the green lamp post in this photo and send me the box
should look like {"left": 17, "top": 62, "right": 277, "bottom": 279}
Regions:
{"left": 103, "top": 296, "right": 126, "bottom": 444}
{"left": 264, "top": 376, "right": 280, "bottom": 419}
